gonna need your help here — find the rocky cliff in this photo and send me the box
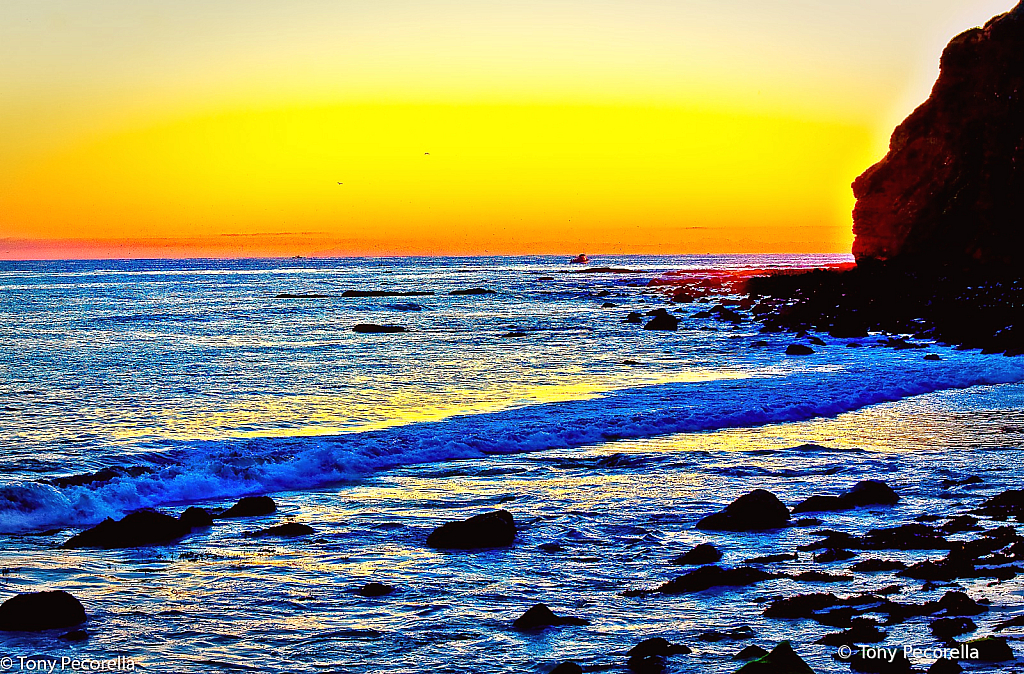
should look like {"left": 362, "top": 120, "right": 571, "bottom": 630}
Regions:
{"left": 852, "top": 2, "right": 1024, "bottom": 266}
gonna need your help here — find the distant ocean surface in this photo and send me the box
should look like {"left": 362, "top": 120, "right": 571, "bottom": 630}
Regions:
{"left": 3, "top": 254, "right": 1024, "bottom": 673}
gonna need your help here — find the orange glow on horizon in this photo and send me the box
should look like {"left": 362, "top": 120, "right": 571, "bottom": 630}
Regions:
{"left": 1, "top": 1, "right": 1015, "bottom": 259}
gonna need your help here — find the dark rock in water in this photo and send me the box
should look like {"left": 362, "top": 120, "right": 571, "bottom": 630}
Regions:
{"left": 939, "top": 515, "right": 981, "bottom": 534}
{"left": 801, "top": 523, "right": 949, "bottom": 551}
{"left": 549, "top": 663, "right": 583, "bottom": 674}
{"left": 627, "top": 637, "right": 691, "bottom": 672}
{"left": 512, "top": 603, "right": 589, "bottom": 631}
{"left": 995, "top": 614, "right": 1024, "bottom": 631}
{"left": 750, "top": 340, "right": 770, "bottom": 347}
{"left": 245, "top": 522, "right": 314, "bottom": 538}
{"left": 179, "top": 507, "right": 214, "bottom": 529}
{"left": 975, "top": 489, "right": 1024, "bottom": 519}
{"left": 386, "top": 302, "right": 424, "bottom": 311}
{"left": 601, "top": 301, "right": 618, "bottom": 308}
{"left": 699, "top": 625, "right": 754, "bottom": 642}
{"left": 644, "top": 309, "right": 679, "bottom": 331}
{"left": 928, "top": 658, "right": 963, "bottom": 674}
{"left": 62, "top": 510, "right": 192, "bottom": 548}
{"left": 670, "top": 543, "right": 722, "bottom": 566}
{"left": 763, "top": 593, "right": 840, "bottom": 619}
{"left": 816, "top": 618, "right": 887, "bottom": 646}
{"left": 626, "top": 311, "right": 644, "bottom": 324}
{"left": 925, "top": 354, "right": 942, "bottom": 361}
{"left": 697, "top": 489, "right": 791, "bottom": 531}
{"left": 851, "top": 559, "right": 908, "bottom": 573}
{"left": 808, "top": 336, "right": 826, "bottom": 346}
{"left": 789, "top": 571, "right": 853, "bottom": 583}
{"left": 792, "top": 495, "right": 848, "bottom": 513}
{"left": 962, "top": 635, "right": 1014, "bottom": 661}
{"left": 622, "top": 359, "right": 641, "bottom": 365}
{"left": 59, "top": 629, "right": 88, "bottom": 642}
{"left": 426, "top": 509, "right": 516, "bottom": 549}
{"left": 352, "top": 323, "right": 406, "bottom": 334}
{"left": 342, "top": 290, "right": 433, "bottom": 297}
{"left": 941, "top": 475, "right": 983, "bottom": 489}
{"left": 539, "top": 542, "right": 564, "bottom": 553}
{"left": 845, "top": 648, "right": 913, "bottom": 673}
{"left": 735, "top": 641, "right": 814, "bottom": 673}
{"left": 785, "top": 344, "right": 814, "bottom": 355}
{"left": 814, "top": 548, "right": 855, "bottom": 563}
{"left": 355, "top": 582, "right": 395, "bottom": 598}
{"left": 48, "top": 465, "right": 153, "bottom": 489}
{"left": 847, "top": 480, "right": 901, "bottom": 506}
{"left": 733, "top": 645, "right": 769, "bottom": 661}
{"left": 628, "top": 637, "right": 692, "bottom": 657}
{"left": 655, "top": 566, "right": 775, "bottom": 594}
{"left": 0, "top": 591, "right": 87, "bottom": 632}
{"left": 931, "top": 617, "right": 977, "bottom": 640}
{"left": 219, "top": 496, "right": 277, "bottom": 519}
{"left": 937, "top": 591, "right": 988, "bottom": 616}
{"left": 627, "top": 655, "right": 665, "bottom": 674}
{"left": 501, "top": 331, "right": 528, "bottom": 338}
{"left": 850, "top": 2, "right": 1024, "bottom": 267}
{"left": 449, "top": 288, "right": 496, "bottom": 296}
{"left": 794, "top": 480, "right": 899, "bottom": 513}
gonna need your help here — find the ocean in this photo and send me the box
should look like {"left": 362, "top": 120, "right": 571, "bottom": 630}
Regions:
{"left": 1, "top": 254, "right": 1023, "bottom": 673}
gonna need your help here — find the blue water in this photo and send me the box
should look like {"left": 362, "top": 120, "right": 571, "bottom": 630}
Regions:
{"left": 2, "top": 254, "right": 1024, "bottom": 673}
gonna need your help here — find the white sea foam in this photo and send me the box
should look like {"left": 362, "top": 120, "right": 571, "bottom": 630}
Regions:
{"left": 2, "top": 351, "right": 1021, "bottom": 533}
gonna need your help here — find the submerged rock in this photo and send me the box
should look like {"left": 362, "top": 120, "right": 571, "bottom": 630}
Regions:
{"left": 928, "top": 659, "right": 963, "bottom": 674}
{"left": 735, "top": 641, "right": 813, "bottom": 673}
{"left": 699, "top": 625, "right": 754, "bottom": 642}
{"left": 179, "top": 507, "right": 214, "bottom": 529}
{"left": 626, "top": 311, "right": 644, "bottom": 324}
{"left": 426, "top": 509, "right": 516, "bottom": 549}
{"left": 62, "top": 510, "right": 192, "bottom": 549}
{"left": 670, "top": 543, "right": 722, "bottom": 566}
{"left": 931, "top": 617, "right": 977, "bottom": 640}
{"left": 643, "top": 309, "right": 679, "bottom": 331}
{"left": 627, "top": 637, "right": 691, "bottom": 672}
{"left": 845, "top": 648, "right": 913, "bottom": 673}
{"left": 654, "top": 566, "right": 775, "bottom": 594}
{"left": 733, "top": 645, "right": 769, "bottom": 661}
{"left": 219, "top": 496, "right": 277, "bottom": 518}
{"left": 355, "top": 582, "right": 395, "bottom": 598}
{"left": 549, "top": 663, "right": 583, "bottom": 674}
{"left": 449, "top": 288, "right": 496, "bottom": 296}
{"left": 0, "top": 591, "right": 87, "bottom": 632}
{"left": 961, "top": 635, "right": 1014, "bottom": 661}
{"left": 512, "top": 603, "right": 589, "bottom": 631}
{"left": 785, "top": 344, "right": 814, "bottom": 356}
{"left": 697, "top": 490, "right": 791, "bottom": 531}
{"left": 793, "top": 480, "right": 900, "bottom": 514}
{"left": 352, "top": 324, "right": 407, "bottom": 334}
{"left": 244, "top": 522, "right": 314, "bottom": 538}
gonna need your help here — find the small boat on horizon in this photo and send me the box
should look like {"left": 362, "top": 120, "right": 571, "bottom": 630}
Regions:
{"left": 569, "top": 253, "right": 589, "bottom": 264}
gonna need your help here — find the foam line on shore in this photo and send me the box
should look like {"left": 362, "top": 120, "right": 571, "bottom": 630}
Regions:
{"left": 1, "top": 354, "right": 1022, "bottom": 533}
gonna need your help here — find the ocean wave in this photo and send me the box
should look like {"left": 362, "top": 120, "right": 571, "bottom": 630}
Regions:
{"left": 1, "top": 354, "right": 1022, "bottom": 533}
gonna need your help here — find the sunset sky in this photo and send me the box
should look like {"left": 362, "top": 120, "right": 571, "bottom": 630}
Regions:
{"left": 0, "top": 0, "right": 1015, "bottom": 259}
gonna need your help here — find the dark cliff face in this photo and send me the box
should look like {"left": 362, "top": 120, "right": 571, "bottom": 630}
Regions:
{"left": 852, "top": 2, "right": 1024, "bottom": 266}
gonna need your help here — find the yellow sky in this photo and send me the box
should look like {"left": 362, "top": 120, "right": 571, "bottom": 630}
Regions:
{"left": 0, "top": 1, "right": 1016, "bottom": 258}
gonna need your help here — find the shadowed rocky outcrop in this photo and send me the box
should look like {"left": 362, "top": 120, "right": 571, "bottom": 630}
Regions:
{"left": 852, "top": 2, "right": 1024, "bottom": 266}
